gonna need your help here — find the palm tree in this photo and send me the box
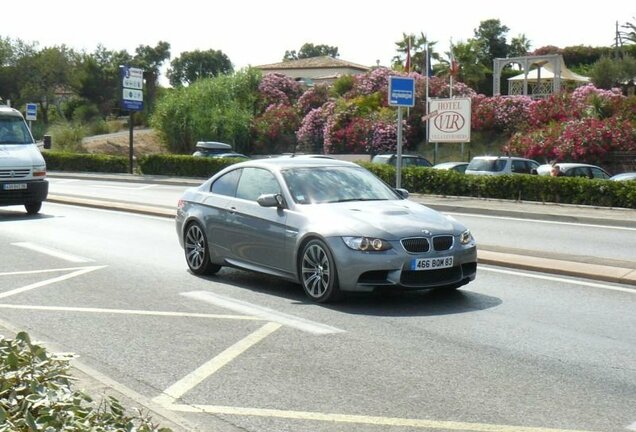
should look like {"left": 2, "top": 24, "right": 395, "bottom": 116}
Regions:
{"left": 393, "top": 32, "right": 440, "bottom": 75}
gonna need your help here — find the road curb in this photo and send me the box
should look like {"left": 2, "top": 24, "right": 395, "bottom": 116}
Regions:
{"left": 478, "top": 250, "right": 636, "bottom": 286}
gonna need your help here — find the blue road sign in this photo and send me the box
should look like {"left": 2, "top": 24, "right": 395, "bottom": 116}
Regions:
{"left": 120, "top": 65, "right": 144, "bottom": 111}
{"left": 25, "top": 103, "right": 37, "bottom": 121}
{"left": 388, "top": 76, "right": 415, "bottom": 107}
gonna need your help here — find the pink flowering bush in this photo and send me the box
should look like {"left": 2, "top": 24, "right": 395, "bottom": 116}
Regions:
{"left": 296, "top": 107, "right": 327, "bottom": 153}
{"left": 472, "top": 95, "right": 532, "bottom": 133}
{"left": 506, "top": 116, "right": 636, "bottom": 164}
{"left": 297, "top": 85, "right": 330, "bottom": 115}
{"left": 251, "top": 103, "right": 301, "bottom": 154}
{"left": 257, "top": 73, "right": 303, "bottom": 108}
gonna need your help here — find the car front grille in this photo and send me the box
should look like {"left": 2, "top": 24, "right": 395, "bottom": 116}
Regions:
{"left": 433, "top": 235, "right": 454, "bottom": 251}
{"left": 401, "top": 237, "right": 430, "bottom": 253}
{"left": 0, "top": 169, "right": 30, "bottom": 179}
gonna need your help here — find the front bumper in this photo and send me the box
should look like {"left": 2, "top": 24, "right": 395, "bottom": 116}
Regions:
{"left": 325, "top": 236, "right": 477, "bottom": 292}
{"left": 0, "top": 180, "right": 48, "bottom": 206}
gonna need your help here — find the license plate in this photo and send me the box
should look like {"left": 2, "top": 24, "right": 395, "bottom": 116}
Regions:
{"left": 3, "top": 183, "right": 27, "bottom": 190}
{"left": 411, "top": 256, "right": 454, "bottom": 271}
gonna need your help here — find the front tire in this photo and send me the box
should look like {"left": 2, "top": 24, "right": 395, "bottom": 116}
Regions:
{"left": 300, "top": 239, "right": 341, "bottom": 303}
{"left": 184, "top": 222, "right": 221, "bottom": 275}
{"left": 25, "top": 202, "right": 42, "bottom": 214}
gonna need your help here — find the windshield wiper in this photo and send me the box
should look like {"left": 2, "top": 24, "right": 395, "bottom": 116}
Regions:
{"left": 329, "top": 198, "right": 388, "bottom": 203}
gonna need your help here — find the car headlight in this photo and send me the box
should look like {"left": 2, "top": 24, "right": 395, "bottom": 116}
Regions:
{"left": 342, "top": 236, "right": 392, "bottom": 252}
{"left": 459, "top": 229, "right": 474, "bottom": 245}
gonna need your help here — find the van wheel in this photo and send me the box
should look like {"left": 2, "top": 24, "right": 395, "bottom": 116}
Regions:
{"left": 25, "top": 202, "right": 42, "bottom": 214}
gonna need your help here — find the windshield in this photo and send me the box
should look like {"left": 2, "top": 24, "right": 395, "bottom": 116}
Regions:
{"left": 0, "top": 116, "right": 34, "bottom": 144}
{"left": 468, "top": 158, "right": 506, "bottom": 172}
{"left": 282, "top": 166, "right": 400, "bottom": 204}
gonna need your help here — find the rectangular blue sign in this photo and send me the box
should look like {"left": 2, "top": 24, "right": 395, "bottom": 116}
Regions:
{"left": 120, "top": 65, "right": 144, "bottom": 112}
{"left": 388, "top": 76, "right": 415, "bottom": 107}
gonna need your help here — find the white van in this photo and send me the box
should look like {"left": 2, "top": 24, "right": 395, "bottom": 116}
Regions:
{"left": 0, "top": 105, "right": 50, "bottom": 214}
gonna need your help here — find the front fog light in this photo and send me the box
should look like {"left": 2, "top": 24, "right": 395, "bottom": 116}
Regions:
{"left": 460, "top": 230, "right": 474, "bottom": 245}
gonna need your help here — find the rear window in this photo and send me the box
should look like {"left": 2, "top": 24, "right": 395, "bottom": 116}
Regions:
{"left": 468, "top": 159, "right": 506, "bottom": 172}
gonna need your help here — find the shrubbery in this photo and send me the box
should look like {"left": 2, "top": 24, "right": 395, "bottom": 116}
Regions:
{"left": 0, "top": 331, "right": 170, "bottom": 431}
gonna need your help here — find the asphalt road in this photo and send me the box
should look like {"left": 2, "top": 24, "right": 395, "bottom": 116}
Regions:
{"left": 1, "top": 201, "right": 635, "bottom": 432}
{"left": 45, "top": 173, "right": 636, "bottom": 285}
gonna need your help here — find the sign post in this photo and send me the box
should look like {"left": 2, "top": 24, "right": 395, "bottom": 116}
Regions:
{"left": 388, "top": 76, "right": 415, "bottom": 188}
{"left": 25, "top": 103, "right": 37, "bottom": 132}
{"left": 120, "top": 66, "right": 144, "bottom": 174}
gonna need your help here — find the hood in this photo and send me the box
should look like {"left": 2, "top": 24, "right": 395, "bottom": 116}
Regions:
{"left": 0, "top": 144, "right": 45, "bottom": 167}
{"left": 305, "top": 200, "right": 459, "bottom": 239}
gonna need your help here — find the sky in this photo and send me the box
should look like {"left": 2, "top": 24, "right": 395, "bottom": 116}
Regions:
{"left": 2, "top": 0, "right": 634, "bottom": 77}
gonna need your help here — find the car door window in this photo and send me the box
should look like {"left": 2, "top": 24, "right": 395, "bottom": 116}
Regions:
{"left": 235, "top": 167, "right": 281, "bottom": 202}
{"left": 590, "top": 168, "right": 609, "bottom": 179}
{"left": 511, "top": 160, "right": 524, "bottom": 173}
{"left": 210, "top": 168, "right": 241, "bottom": 196}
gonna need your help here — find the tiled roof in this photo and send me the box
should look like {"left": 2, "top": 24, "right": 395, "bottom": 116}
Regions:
{"left": 256, "top": 56, "right": 370, "bottom": 71}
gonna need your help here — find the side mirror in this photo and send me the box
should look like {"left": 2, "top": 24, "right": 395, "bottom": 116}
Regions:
{"left": 43, "top": 135, "right": 52, "bottom": 150}
{"left": 395, "top": 188, "right": 409, "bottom": 199}
{"left": 257, "top": 193, "right": 286, "bottom": 209}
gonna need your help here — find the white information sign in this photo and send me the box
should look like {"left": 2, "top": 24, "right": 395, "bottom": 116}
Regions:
{"left": 428, "top": 98, "right": 472, "bottom": 143}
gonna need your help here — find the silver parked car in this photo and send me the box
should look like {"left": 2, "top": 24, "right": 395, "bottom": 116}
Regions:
{"left": 176, "top": 158, "right": 477, "bottom": 303}
{"left": 466, "top": 156, "right": 539, "bottom": 175}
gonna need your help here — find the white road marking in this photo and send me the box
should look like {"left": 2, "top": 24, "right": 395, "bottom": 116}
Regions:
{"left": 12, "top": 242, "right": 94, "bottom": 263}
{"left": 626, "top": 421, "right": 636, "bottom": 431}
{"left": 48, "top": 179, "right": 79, "bottom": 184}
{"left": 0, "top": 304, "right": 261, "bottom": 320}
{"left": 0, "top": 266, "right": 91, "bottom": 276}
{"left": 446, "top": 212, "right": 636, "bottom": 232}
{"left": 480, "top": 266, "right": 636, "bottom": 294}
{"left": 166, "top": 403, "right": 597, "bottom": 432}
{"left": 153, "top": 322, "right": 281, "bottom": 406}
{"left": 0, "top": 266, "right": 106, "bottom": 299}
{"left": 93, "top": 184, "right": 157, "bottom": 190}
{"left": 182, "top": 291, "right": 345, "bottom": 334}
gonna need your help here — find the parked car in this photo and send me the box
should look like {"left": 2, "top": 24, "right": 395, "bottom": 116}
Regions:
{"left": 537, "top": 163, "right": 610, "bottom": 179}
{"left": 176, "top": 158, "right": 477, "bottom": 303}
{"left": 610, "top": 172, "right": 636, "bottom": 182}
{"left": 371, "top": 154, "right": 432, "bottom": 168}
{"left": 433, "top": 162, "right": 469, "bottom": 174}
{"left": 465, "top": 156, "right": 539, "bottom": 175}
{"left": 192, "top": 141, "right": 249, "bottom": 159}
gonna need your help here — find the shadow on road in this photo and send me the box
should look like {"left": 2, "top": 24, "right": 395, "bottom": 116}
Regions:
{"left": 199, "top": 268, "right": 501, "bottom": 317}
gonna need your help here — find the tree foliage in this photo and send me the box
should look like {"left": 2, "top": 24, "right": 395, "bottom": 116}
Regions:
{"left": 150, "top": 68, "right": 261, "bottom": 154}
{"left": 283, "top": 43, "right": 339, "bottom": 61}
{"left": 167, "top": 49, "right": 233, "bottom": 87}
{"left": 473, "top": 19, "right": 510, "bottom": 66}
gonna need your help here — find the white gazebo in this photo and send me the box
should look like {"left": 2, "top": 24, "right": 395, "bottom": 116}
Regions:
{"left": 508, "top": 62, "right": 589, "bottom": 97}
{"left": 494, "top": 54, "right": 590, "bottom": 98}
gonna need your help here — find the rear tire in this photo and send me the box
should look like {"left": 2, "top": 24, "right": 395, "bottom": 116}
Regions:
{"left": 184, "top": 222, "right": 221, "bottom": 275}
{"left": 25, "top": 202, "right": 42, "bottom": 214}
{"left": 300, "top": 239, "right": 341, "bottom": 303}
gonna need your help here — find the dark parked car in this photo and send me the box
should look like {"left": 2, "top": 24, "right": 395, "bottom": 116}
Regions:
{"left": 537, "top": 163, "right": 610, "bottom": 179}
{"left": 371, "top": 154, "right": 432, "bottom": 167}
{"left": 192, "top": 141, "right": 249, "bottom": 159}
{"left": 433, "top": 162, "right": 469, "bottom": 174}
{"left": 176, "top": 158, "right": 477, "bottom": 303}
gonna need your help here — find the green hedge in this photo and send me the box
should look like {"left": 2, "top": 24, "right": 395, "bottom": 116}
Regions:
{"left": 360, "top": 163, "right": 636, "bottom": 209}
{"left": 42, "top": 152, "right": 636, "bottom": 209}
{"left": 137, "top": 154, "right": 244, "bottom": 177}
{"left": 44, "top": 152, "right": 128, "bottom": 173}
